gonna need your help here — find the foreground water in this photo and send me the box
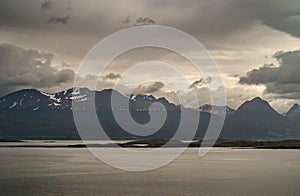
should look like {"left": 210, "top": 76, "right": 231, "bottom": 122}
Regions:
{"left": 0, "top": 145, "right": 300, "bottom": 195}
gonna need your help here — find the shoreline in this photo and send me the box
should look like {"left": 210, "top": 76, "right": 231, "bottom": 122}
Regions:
{"left": 1, "top": 139, "right": 300, "bottom": 149}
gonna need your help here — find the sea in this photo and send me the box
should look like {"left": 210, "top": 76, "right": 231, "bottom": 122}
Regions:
{"left": 0, "top": 141, "right": 300, "bottom": 195}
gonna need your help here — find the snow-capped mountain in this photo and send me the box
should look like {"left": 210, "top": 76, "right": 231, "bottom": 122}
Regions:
{"left": 0, "top": 89, "right": 52, "bottom": 110}
{"left": 1, "top": 89, "right": 300, "bottom": 140}
{"left": 0, "top": 88, "right": 180, "bottom": 111}
{"left": 130, "top": 94, "right": 179, "bottom": 111}
{"left": 0, "top": 88, "right": 92, "bottom": 110}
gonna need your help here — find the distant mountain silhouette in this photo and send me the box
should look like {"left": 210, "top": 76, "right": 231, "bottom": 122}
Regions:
{"left": 0, "top": 88, "right": 179, "bottom": 111}
{"left": 221, "top": 97, "right": 292, "bottom": 139}
{"left": 0, "top": 88, "right": 300, "bottom": 140}
{"left": 236, "top": 97, "right": 278, "bottom": 114}
{"left": 198, "top": 104, "right": 235, "bottom": 115}
{"left": 285, "top": 104, "right": 300, "bottom": 127}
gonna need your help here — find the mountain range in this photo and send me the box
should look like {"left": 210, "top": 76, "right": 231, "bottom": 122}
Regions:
{"left": 0, "top": 88, "right": 300, "bottom": 140}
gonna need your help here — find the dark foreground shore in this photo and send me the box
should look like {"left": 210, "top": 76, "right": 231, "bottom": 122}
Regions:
{"left": 1, "top": 139, "right": 300, "bottom": 149}
{"left": 121, "top": 139, "right": 300, "bottom": 149}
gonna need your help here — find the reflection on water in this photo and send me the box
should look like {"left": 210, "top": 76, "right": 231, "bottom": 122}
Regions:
{"left": 0, "top": 146, "right": 300, "bottom": 195}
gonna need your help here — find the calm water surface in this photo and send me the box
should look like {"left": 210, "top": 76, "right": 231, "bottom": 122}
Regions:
{"left": 0, "top": 144, "right": 300, "bottom": 195}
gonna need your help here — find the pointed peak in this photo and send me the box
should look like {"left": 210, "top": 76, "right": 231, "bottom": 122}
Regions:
{"left": 100, "top": 88, "right": 113, "bottom": 92}
{"left": 290, "top": 103, "right": 300, "bottom": 110}
{"left": 237, "top": 97, "right": 279, "bottom": 115}
{"left": 157, "top": 97, "right": 169, "bottom": 103}
{"left": 250, "top": 97, "right": 265, "bottom": 103}
{"left": 286, "top": 103, "right": 300, "bottom": 115}
{"left": 242, "top": 97, "right": 270, "bottom": 106}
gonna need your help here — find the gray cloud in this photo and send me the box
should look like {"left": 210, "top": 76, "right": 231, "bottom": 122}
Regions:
{"left": 0, "top": 0, "right": 299, "bottom": 111}
{"left": 66, "top": 1, "right": 72, "bottom": 12}
{"left": 0, "top": 43, "right": 75, "bottom": 95}
{"left": 0, "top": 0, "right": 299, "bottom": 63}
{"left": 122, "top": 16, "right": 156, "bottom": 27}
{"left": 122, "top": 16, "right": 130, "bottom": 24}
{"left": 48, "top": 15, "right": 70, "bottom": 24}
{"left": 239, "top": 50, "right": 300, "bottom": 98}
{"left": 0, "top": 0, "right": 299, "bottom": 38}
{"left": 102, "top": 73, "right": 121, "bottom": 80}
{"left": 134, "top": 17, "right": 156, "bottom": 26}
{"left": 135, "top": 82, "right": 164, "bottom": 94}
{"left": 41, "top": 0, "right": 52, "bottom": 11}
{"left": 42, "top": 1, "right": 72, "bottom": 24}
{"left": 242, "top": 0, "right": 300, "bottom": 38}
{"left": 262, "top": 17, "right": 300, "bottom": 38}
{"left": 189, "top": 77, "right": 212, "bottom": 89}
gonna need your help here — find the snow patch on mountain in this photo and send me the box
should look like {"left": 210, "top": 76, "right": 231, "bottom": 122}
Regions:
{"left": 9, "top": 102, "right": 17, "bottom": 109}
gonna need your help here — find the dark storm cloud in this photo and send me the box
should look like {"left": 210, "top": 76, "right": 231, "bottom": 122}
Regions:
{"left": 0, "top": 43, "right": 75, "bottom": 95}
{"left": 239, "top": 50, "right": 300, "bottom": 98}
{"left": 0, "top": 0, "right": 72, "bottom": 29}
{"left": 0, "top": 0, "right": 43, "bottom": 28}
{"left": 45, "top": 0, "right": 71, "bottom": 25}
{"left": 241, "top": 0, "right": 300, "bottom": 38}
{"left": 134, "top": 17, "right": 156, "bottom": 26}
{"left": 0, "top": 0, "right": 299, "bottom": 41}
{"left": 140, "top": 0, "right": 300, "bottom": 38}
{"left": 41, "top": 0, "right": 52, "bottom": 11}
{"left": 136, "top": 82, "right": 164, "bottom": 94}
{"left": 48, "top": 15, "right": 70, "bottom": 24}
{"left": 262, "top": 17, "right": 300, "bottom": 38}
{"left": 189, "top": 77, "right": 212, "bottom": 89}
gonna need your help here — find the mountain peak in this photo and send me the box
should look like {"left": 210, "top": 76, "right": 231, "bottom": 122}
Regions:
{"left": 288, "top": 103, "right": 300, "bottom": 113}
{"left": 237, "top": 97, "right": 279, "bottom": 114}
{"left": 286, "top": 103, "right": 300, "bottom": 118}
{"left": 0, "top": 88, "right": 52, "bottom": 110}
{"left": 251, "top": 97, "right": 263, "bottom": 101}
{"left": 243, "top": 97, "right": 268, "bottom": 106}
{"left": 251, "top": 97, "right": 264, "bottom": 102}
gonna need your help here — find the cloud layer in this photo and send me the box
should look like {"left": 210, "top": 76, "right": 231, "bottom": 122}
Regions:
{"left": 41, "top": 0, "right": 52, "bottom": 11}
{"left": 0, "top": 43, "right": 75, "bottom": 95}
{"left": 48, "top": 15, "right": 70, "bottom": 24}
{"left": 102, "top": 73, "right": 121, "bottom": 80}
{"left": 0, "top": 0, "right": 300, "bottom": 112}
{"left": 135, "top": 82, "right": 165, "bottom": 94}
{"left": 189, "top": 77, "right": 212, "bottom": 89}
{"left": 239, "top": 50, "right": 300, "bottom": 98}
{"left": 134, "top": 17, "right": 156, "bottom": 26}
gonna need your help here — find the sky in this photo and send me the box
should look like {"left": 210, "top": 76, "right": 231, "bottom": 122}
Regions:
{"left": 1, "top": 0, "right": 300, "bottom": 113}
